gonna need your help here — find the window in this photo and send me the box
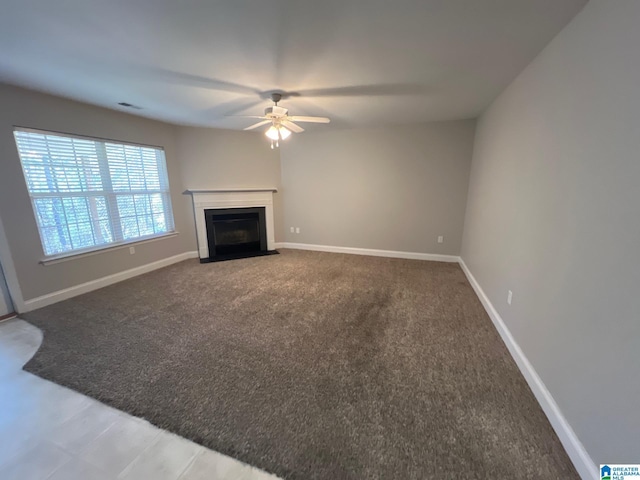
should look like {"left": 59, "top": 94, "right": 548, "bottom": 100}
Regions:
{"left": 14, "top": 128, "right": 175, "bottom": 258}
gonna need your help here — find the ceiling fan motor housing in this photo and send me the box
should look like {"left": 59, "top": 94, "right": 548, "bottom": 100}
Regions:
{"left": 264, "top": 105, "right": 288, "bottom": 117}
{"left": 270, "top": 92, "right": 283, "bottom": 104}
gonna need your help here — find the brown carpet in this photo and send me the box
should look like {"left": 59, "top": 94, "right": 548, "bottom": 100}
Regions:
{"left": 22, "top": 249, "right": 578, "bottom": 479}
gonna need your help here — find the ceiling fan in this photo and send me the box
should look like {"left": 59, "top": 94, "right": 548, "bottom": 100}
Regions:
{"left": 235, "top": 93, "right": 330, "bottom": 148}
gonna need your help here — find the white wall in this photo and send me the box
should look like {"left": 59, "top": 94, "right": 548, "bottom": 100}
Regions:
{"left": 280, "top": 121, "right": 476, "bottom": 255}
{"left": 461, "top": 0, "right": 640, "bottom": 467}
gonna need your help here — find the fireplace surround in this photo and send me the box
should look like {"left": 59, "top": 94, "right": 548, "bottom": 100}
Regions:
{"left": 186, "top": 189, "right": 277, "bottom": 262}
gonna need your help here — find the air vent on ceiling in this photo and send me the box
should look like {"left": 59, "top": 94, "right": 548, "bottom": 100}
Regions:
{"left": 118, "top": 102, "right": 142, "bottom": 110}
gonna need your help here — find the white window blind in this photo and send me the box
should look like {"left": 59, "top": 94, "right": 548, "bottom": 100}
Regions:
{"left": 13, "top": 128, "right": 175, "bottom": 257}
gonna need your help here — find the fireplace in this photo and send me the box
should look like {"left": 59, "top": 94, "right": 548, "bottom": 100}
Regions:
{"left": 203, "top": 207, "right": 277, "bottom": 262}
{"left": 185, "top": 188, "right": 278, "bottom": 262}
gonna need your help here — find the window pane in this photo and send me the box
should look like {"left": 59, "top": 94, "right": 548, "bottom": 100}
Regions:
{"left": 134, "top": 195, "right": 151, "bottom": 216}
{"left": 34, "top": 197, "right": 64, "bottom": 227}
{"left": 153, "top": 213, "right": 167, "bottom": 233}
{"left": 15, "top": 132, "right": 103, "bottom": 193}
{"left": 106, "top": 143, "right": 130, "bottom": 192}
{"left": 14, "top": 129, "right": 174, "bottom": 257}
{"left": 138, "top": 215, "right": 155, "bottom": 236}
{"left": 90, "top": 196, "right": 109, "bottom": 222}
{"left": 149, "top": 193, "right": 163, "bottom": 213}
{"left": 68, "top": 222, "right": 95, "bottom": 249}
{"left": 121, "top": 216, "right": 140, "bottom": 240}
{"left": 105, "top": 144, "right": 166, "bottom": 193}
{"left": 88, "top": 196, "right": 113, "bottom": 245}
{"left": 97, "top": 220, "right": 113, "bottom": 244}
{"left": 40, "top": 225, "right": 72, "bottom": 256}
{"left": 62, "top": 197, "right": 91, "bottom": 224}
{"left": 116, "top": 195, "right": 135, "bottom": 217}
{"left": 125, "top": 145, "right": 145, "bottom": 190}
{"left": 144, "top": 153, "right": 161, "bottom": 190}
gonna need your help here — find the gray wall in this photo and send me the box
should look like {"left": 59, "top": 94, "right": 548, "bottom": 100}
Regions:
{"left": 0, "top": 83, "right": 193, "bottom": 300}
{"left": 461, "top": 0, "right": 640, "bottom": 465}
{"left": 280, "top": 121, "right": 476, "bottom": 255}
{"left": 0, "top": 84, "right": 281, "bottom": 302}
{"left": 0, "top": 263, "right": 12, "bottom": 315}
{"left": 176, "top": 127, "right": 284, "bottom": 241}
{"left": 0, "top": 85, "right": 474, "bottom": 306}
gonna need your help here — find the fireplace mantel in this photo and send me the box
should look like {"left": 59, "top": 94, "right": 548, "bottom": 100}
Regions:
{"left": 185, "top": 189, "right": 277, "bottom": 260}
{"left": 185, "top": 188, "right": 277, "bottom": 194}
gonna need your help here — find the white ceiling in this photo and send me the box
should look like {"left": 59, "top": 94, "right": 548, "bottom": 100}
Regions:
{"left": 0, "top": 0, "right": 587, "bottom": 130}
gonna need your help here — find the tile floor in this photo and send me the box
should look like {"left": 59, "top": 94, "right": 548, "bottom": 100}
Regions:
{"left": 0, "top": 318, "right": 281, "bottom": 480}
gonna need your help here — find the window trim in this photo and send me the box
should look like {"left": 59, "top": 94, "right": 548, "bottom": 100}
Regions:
{"left": 14, "top": 126, "right": 176, "bottom": 261}
{"left": 14, "top": 126, "right": 165, "bottom": 150}
{"left": 40, "top": 231, "right": 180, "bottom": 265}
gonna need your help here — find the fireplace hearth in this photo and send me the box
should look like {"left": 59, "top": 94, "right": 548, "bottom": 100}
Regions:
{"left": 203, "top": 207, "right": 278, "bottom": 262}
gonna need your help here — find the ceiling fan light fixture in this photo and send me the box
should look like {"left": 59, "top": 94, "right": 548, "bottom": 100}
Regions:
{"left": 265, "top": 125, "right": 279, "bottom": 140}
{"left": 279, "top": 126, "right": 291, "bottom": 140}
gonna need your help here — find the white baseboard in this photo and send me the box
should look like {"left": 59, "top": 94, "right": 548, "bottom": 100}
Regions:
{"left": 23, "top": 251, "right": 199, "bottom": 312}
{"left": 274, "top": 242, "right": 460, "bottom": 263}
{"left": 458, "top": 258, "right": 597, "bottom": 480}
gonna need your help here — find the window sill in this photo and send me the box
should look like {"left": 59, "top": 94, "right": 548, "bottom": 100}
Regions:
{"left": 39, "top": 232, "right": 179, "bottom": 265}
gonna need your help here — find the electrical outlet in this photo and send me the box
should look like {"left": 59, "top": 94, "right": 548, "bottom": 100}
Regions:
{"left": 129, "top": 246, "right": 135, "bottom": 255}
{"left": 437, "top": 235, "right": 444, "bottom": 244}
{"left": 290, "top": 227, "right": 294, "bottom": 233}
{"left": 295, "top": 227, "right": 300, "bottom": 234}
{"left": 507, "top": 290, "right": 513, "bottom": 305}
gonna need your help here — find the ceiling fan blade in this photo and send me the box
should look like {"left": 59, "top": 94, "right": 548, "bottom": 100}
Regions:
{"left": 149, "top": 67, "right": 260, "bottom": 95}
{"left": 288, "top": 116, "right": 331, "bottom": 124}
{"left": 294, "top": 84, "right": 428, "bottom": 98}
{"left": 204, "top": 98, "right": 264, "bottom": 118}
{"left": 243, "top": 120, "right": 271, "bottom": 131}
{"left": 282, "top": 120, "right": 304, "bottom": 133}
{"left": 229, "top": 115, "right": 267, "bottom": 119}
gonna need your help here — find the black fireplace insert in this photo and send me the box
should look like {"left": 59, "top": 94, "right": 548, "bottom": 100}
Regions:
{"left": 203, "top": 207, "right": 278, "bottom": 262}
